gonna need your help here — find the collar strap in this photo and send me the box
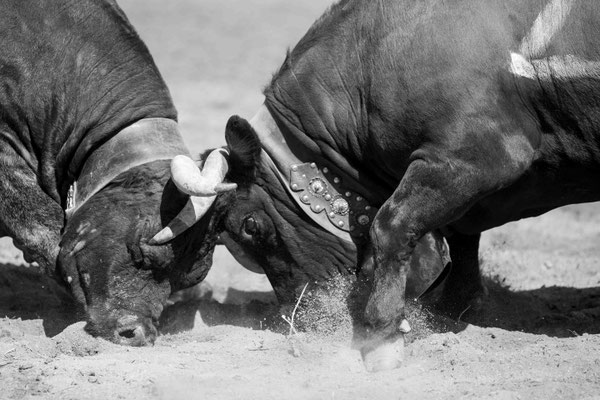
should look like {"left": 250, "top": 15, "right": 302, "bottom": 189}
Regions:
{"left": 253, "top": 105, "right": 378, "bottom": 243}
{"left": 262, "top": 151, "right": 377, "bottom": 243}
{"left": 67, "top": 118, "right": 189, "bottom": 214}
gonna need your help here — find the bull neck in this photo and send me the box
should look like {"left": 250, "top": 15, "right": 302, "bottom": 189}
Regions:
{"left": 65, "top": 118, "right": 189, "bottom": 215}
{"left": 263, "top": 98, "right": 390, "bottom": 206}
{"left": 250, "top": 101, "right": 384, "bottom": 244}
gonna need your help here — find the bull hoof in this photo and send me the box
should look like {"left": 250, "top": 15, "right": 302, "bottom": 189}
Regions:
{"left": 361, "top": 335, "right": 405, "bottom": 372}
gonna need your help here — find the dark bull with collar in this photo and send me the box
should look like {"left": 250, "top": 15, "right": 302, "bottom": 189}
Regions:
{"left": 0, "top": 0, "right": 232, "bottom": 345}
{"left": 155, "top": 0, "right": 600, "bottom": 371}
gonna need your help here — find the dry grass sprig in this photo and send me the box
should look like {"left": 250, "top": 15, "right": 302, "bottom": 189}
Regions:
{"left": 281, "top": 282, "right": 309, "bottom": 336}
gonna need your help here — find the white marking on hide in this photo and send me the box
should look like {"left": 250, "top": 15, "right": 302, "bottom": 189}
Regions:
{"left": 82, "top": 272, "right": 91, "bottom": 287}
{"left": 533, "top": 55, "right": 600, "bottom": 79}
{"left": 510, "top": 52, "right": 536, "bottom": 79}
{"left": 76, "top": 221, "right": 91, "bottom": 235}
{"left": 67, "top": 276, "right": 73, "bottom": 284}
{"left": 520, "top": 0, "right": 575, "bottom": 59}
{"left": 71, "top": 240, "right": 87, "bottom": 255}
{"left": 510, "top": 52, "right": 600, "bottom": 80}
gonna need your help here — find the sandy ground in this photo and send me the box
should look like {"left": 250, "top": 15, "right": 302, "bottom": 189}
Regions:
{"left": 1, "top": 1, "right": 600, "bottom": 399}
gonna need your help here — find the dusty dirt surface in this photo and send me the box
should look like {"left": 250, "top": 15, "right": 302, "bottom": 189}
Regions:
{"left": 1, "top": 1, "right": 599, "bottom": 399}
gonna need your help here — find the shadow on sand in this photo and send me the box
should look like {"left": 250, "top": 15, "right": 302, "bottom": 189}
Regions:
{"left": 2, "top": 263, "right": 599, "bottom": 340}
{"left": 0, "top": 262, "right": 82, "bottom": 337}
{"left": 459, "top": 277, "right": 600, "bottom": 337}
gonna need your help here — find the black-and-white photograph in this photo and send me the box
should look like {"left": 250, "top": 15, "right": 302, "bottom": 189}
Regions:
{"left": 0, "top": 0, "right": 599, "bottom": 398}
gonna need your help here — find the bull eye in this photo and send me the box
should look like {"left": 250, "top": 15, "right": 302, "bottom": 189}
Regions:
{"left": 242, "top": 216, "right": 259, "bottom": 237}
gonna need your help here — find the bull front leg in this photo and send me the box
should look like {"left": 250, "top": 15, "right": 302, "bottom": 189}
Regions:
{"left": 361, "top": 128, "right": 535, "bottom": 372}
{"left": 0, "top": 144, "right": 63, "bottom": 275}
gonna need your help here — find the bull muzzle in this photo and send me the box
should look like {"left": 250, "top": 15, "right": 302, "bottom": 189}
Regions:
{"left": 150, "top": 148, "right": 236, "bottom": 245}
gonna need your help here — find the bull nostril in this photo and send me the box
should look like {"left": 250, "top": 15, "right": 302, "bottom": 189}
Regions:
{"left": 118, "top": 328, "right": 137, "bottom": 339}
{"left": 117, "top": 325, "right": 147, "bottom": 346}
{"left": 114, "top": 315, "right": 157, "bottom": 346}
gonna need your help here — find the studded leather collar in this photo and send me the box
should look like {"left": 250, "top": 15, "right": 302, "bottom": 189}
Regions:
{"left": 66, "top": 118, "right": 189, "bottom": 215}
{"left": 252, "top": 105, "right": 378, "bottom": 244}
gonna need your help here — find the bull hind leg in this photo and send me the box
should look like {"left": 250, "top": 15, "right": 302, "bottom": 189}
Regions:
{"left": 0, "top": 144, "right": 63, "bottom": 274}
{"left": 437, "top": 232, "right": 485, "bottom": 316}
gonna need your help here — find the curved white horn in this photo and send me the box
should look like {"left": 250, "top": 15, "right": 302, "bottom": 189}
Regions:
{"left": 149, "top": 195, "right": 215, "bottom": 245}
{"left": 150, "top": 148, "right": 236, "bottom": 245}
{"left": 170, "top": 155, "right": 213, "bottom": 195}
{"left": 202, "top": 148, "right": 237, "bottom": 192}
{"left": 171, "top": 148, "right": 236, "bottom": 196}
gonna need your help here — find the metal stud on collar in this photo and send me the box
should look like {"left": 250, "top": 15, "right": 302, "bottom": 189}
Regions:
{"left": 330, "top": 196, "right": 350, "bottom": 216}
{"left": 308, "top": 177, "right": 327, "bottom": 196}
{"left": 288, "top": 162, "right": 378, "bottom": 239}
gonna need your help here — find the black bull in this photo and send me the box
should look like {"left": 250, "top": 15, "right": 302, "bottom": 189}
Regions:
{"left": 0, "top": 0, "right": 220, "bottom": 345}
{"left": 185, "top": 0, "right": 600, "bottom": 371}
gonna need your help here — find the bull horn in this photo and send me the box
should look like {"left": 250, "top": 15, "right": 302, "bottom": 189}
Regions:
{"left": 149, "top": 196, "right": 214, "bottom": 244}
{"left": 171, "top": 149, "right": 236, "bottom": 196}
{"left": 149, "top": 148, "right": 235, "bottom": 245}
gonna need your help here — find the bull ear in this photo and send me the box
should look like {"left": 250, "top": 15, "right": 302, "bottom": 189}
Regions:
{"left": 225, "top": 115, "right": 262, "bottom": 182}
